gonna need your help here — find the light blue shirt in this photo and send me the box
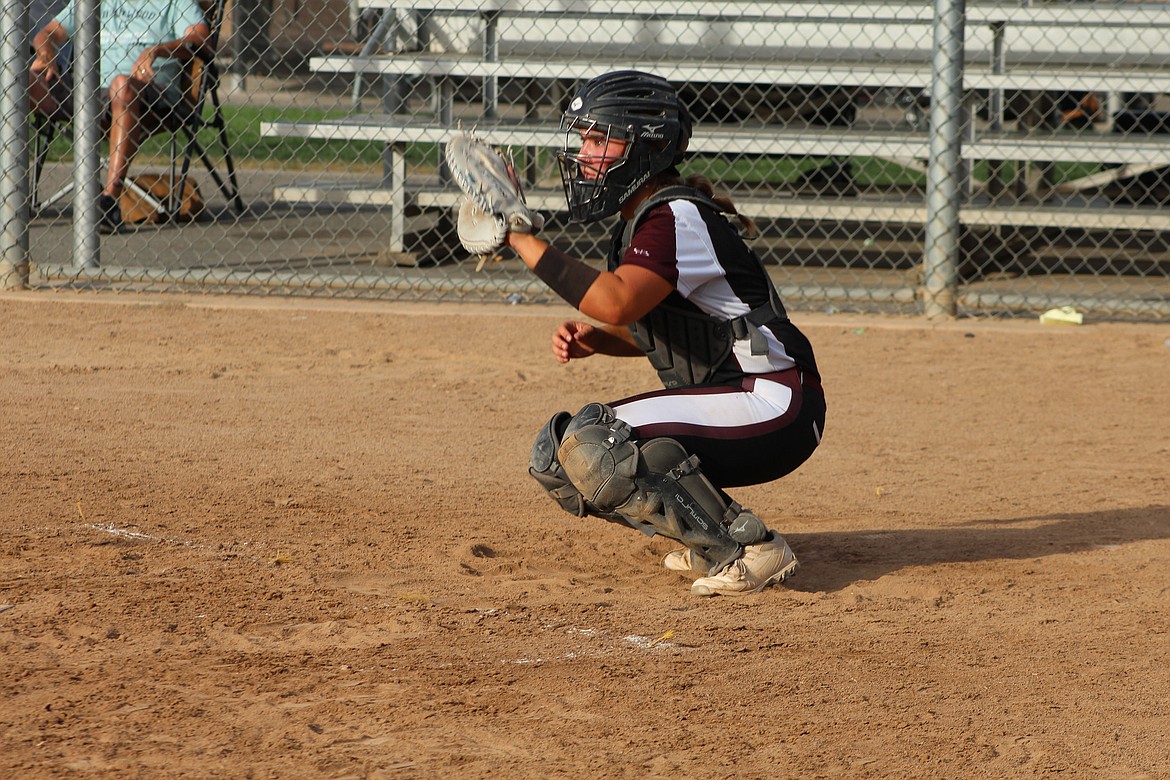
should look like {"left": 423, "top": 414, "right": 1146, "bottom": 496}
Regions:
{"left": 56, "top": 0, "right": 206, "bottom": 97}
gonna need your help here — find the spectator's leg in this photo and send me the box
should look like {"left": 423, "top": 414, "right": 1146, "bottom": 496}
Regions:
{"left": 104, "top": 74, "right": 150, "bottom": 197}
{"left": 28, "top": 68, "right": 63, "bottom": 118}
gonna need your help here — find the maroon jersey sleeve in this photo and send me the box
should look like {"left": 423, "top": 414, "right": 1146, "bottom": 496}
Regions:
{"left": 618, "top": 204, "right": 679, "bottom": 286}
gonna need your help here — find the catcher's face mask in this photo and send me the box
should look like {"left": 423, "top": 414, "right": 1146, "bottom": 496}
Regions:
{"left": 556, "top": 70, "right": 692, "bottom": 223}
{"left": 557, "top": 117, "right": 651, "bottom": 223}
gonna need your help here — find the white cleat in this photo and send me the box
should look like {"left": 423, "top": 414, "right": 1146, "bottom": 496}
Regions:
{"left": 662, "top": 548, "right": 696, "bottom": 572}
{"left": 690, "top": 533, "right": 798, "bottom": 597}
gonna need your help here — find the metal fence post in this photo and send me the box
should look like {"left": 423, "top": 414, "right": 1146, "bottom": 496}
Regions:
{"left": 0, "top": 0, "right": 31, "bottom": 289}
{"left": 922, "top": 0, "right": 966, "bottom": 318}
{"left": 73, "top": 0, "right": 100, "bottom": 268}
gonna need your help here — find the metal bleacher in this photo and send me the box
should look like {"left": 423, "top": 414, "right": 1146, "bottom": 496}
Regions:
{"left": 262, "top": 1, "right": 1170, "bottom": 267}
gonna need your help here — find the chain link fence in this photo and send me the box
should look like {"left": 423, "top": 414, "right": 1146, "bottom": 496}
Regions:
{"left": 3, "top": 0, "right": 1170, "bottom": 319}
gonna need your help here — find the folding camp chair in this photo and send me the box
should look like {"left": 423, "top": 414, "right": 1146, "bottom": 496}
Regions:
{"left": 31, "top": 0, "right": 245, "bottom": 220}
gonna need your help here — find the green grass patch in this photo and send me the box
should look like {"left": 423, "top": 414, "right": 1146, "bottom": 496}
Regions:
{"left": 970, "top": 160, "right": 1104, "bottom": 187}
{"left": 685, "top": 155, "right": 928, "bottom": 189}
{"left": 516, "top": 149, "right": 928, "bottom": 189}
{"left": 35, "top": 107, "right": 1112, "bottom": 188}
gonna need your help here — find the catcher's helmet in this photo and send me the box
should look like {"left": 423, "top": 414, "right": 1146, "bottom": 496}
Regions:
{"left": 556, "top": 70, "right": 692, "bottom": 223}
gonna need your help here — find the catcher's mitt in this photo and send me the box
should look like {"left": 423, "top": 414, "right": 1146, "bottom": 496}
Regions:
{"left": 445, "top": 131, "right": 544, "bottom": 258}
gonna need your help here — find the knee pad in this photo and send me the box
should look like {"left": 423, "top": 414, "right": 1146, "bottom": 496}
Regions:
{"left": 529, "top": 411, "right": 587, "bottom": 516}
{"left": 556, "top": 414, "right": 640, "bottom": 512}
{"left": 563, "top": 401, "right": 618, "bottom": 440}
{"left": 529, "top": 407, "right": 630, "bottom": 523}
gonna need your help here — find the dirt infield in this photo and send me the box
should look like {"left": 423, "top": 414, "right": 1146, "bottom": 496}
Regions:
{"left": 2, "top": 294, "right": 1168, "bottom": 779}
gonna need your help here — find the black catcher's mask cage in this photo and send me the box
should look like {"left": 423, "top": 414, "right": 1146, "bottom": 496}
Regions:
{"left": 556, "top": 70, "right": 691, "bottom": 224}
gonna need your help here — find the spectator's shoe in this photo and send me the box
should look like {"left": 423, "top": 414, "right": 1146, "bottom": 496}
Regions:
{"left": 1059, "top": 92, "right": 1103, "bottom": 129}
{"left": 97, "top": 194, "right": 123, "bottom": 235}
{"left": 690, "top": 532, "right": 798, "bottom": 597}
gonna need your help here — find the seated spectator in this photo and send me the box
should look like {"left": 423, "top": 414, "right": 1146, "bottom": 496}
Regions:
{"left": 29, "top": 0, "right": 210, "bottom": 233}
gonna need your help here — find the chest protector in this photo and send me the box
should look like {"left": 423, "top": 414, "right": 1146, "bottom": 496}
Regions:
{"left": 612, "top": 186, "right": 788, "bottom": 389}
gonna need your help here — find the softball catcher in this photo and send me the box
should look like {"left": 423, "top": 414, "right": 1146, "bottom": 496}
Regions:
{"left": 447, "top": 71, "right": 826, "bottom": 596}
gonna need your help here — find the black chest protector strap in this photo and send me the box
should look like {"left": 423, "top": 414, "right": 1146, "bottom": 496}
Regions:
{"left": 617, "top": 186, "right": 788, "bottom": 388}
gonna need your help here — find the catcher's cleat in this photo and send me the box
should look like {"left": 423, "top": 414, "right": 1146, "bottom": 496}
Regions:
{"left": 663, "top": 548, "right": 693, "bottom": 571}
{"left": 690, "top": 532, "right": 798, "bottom": 597}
